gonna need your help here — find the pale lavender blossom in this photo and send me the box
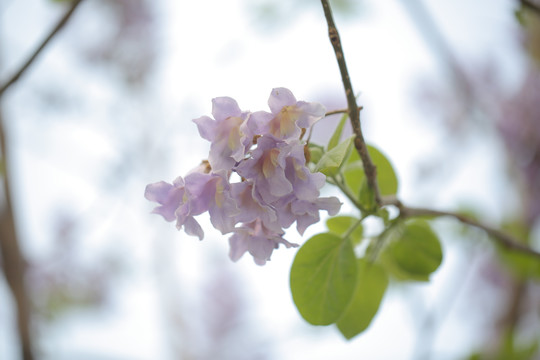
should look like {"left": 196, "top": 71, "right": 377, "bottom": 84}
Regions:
{"left": 236, "top": 135, "right": 293, "bottom": 203}
{"left": 230, "top": 181, "right": 281, "bottom": 233}
{"left": 193, "top": 97, "right": 251, "bottom": 171}
{"left": 248, "top": 87, "right": 326, "bottom": 140}
{"left": 146, "top": 88, "right": 342, "bottom": 265}
{"left": 276, "top": 195, "right": 342, "bottom": 235}
{"left": 144, "top": 177, "right": 185, "bottom": 222}
{"left": 228, "top": 219, "right": 298, "bottom": 266}
{"left": 183, "top": 171, "right": 239, "bottom": 234}
{"left": 145, "top": 176, "right": 205, "bottom": 240}
{"left": 284, "top": 140, "right": 326, "bottom": 201}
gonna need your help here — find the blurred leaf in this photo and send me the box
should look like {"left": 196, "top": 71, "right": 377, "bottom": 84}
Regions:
{"left": 246, "top": 0, "right": 364, "bottom": 32}
{"left": 326, "top": 215, "right": 363, "bottom": 245}
{"left": 343, "top": 144, "right": 398, "bottom": 198}
{"left": 376, "top": 208, "right": 390, "bottom": 224}
{"left": 359, "top": 178, "right": 376, "bottom": 211}
{"left": 468, "top": 331, "right": 540, "bottom": 360}
{"left": 327, "top": 113, "right": 349, "bottom": 150}
{"left": 336, "top": 259, "right": 388, "bottom": 339}
{"left": 290, "top": 232, "right": 357, "bottom": 325}
{"left": 499, "top": 249, "right": 540, "bottom": 279}
{"left": 498, "top": 333, "right": 539, "bottom": 360}
{"left": 497, "top": 221, "right": 540, "bottom": 279}
{"left": 381, "top": 220, "right": 443, "bottom": 281}
{"left": 315, "top": 136, "right": 354, "bottom": 176}
{"left": 343, "top": 149, "right": 363, "bottom": 194}
{"left": 368, "top": 145, "right": 398, "bottom": 196}
{"left": 515, "top": 8, "right": 526, "bottom": 26}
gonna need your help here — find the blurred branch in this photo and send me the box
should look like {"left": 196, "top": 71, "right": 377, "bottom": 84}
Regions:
{"left": 399, "top": 0, "right": 475, "bottom": 108}
{"left": 0, "top": 2, "right": 84, "bottom": 358}
{"left": 320, "top": 0, "right": 382, "bottom": 206}
{"left": 521, "top": 0, "right": 540, "bottom": 16}
{"left": 383, "top": 197, "right": 540, "bottom": 259}
{"left": 0, "top": 0, "right": 84, "bottom": 97}
{"left": 0, "top": 111, "right": 33, "bottom": 359}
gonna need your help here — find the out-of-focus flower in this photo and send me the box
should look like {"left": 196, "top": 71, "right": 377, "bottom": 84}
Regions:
{"left": 497, "top": 68, "right": 540, "bottom": 225}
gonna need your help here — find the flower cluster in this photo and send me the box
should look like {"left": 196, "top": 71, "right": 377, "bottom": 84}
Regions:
{"left": 145, "top": 88, "right": 341, "bottom": 265}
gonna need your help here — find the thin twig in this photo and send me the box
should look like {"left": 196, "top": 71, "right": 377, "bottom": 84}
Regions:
{"left": 329, "top": 175, "right": 366, "bottom": 213}
{"left": 320, "top": 0, "right": 382, "bottom": 205}
{"left": 521, "top": 0, "right": 540, "bottom": 16}
{"left": 325, "top": 106, "right": 362, "bottom": 117}
{"left": 386, "top": 198, "right": 540, "bottom": 259}
{"left": 0, "top": 2, "right": 84, "bottom": 358}
{"left": 0, "top": 0, "right": 84, "bottom": 97}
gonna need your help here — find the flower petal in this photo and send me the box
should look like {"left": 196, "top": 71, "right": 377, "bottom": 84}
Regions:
{"left": 212, "top": 96, "right": 242, "bottom": 122}
{"left": 268, "top": 88, "right": 297, "bottom": 114}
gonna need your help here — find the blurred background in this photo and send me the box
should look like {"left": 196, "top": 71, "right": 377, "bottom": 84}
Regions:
{"left": 1, "top": 0, "right": 539, "bottom": 359}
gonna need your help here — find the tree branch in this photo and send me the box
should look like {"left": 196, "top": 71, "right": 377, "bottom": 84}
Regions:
{"left": 320, "top": 0, "right": 382, "bottom": 205}
{"left": 0, "top": 110, "right": 33, "bottom": 359}
{"left": 384, "top": 198, "right": 540, "bottom": 259}
{"left": 521, "top": 0, "right": 540, "bottom": 16}
{"left": 0, "top": 0, "right": 84, "bottom": 97}
{"left": 0, "top": 2, "right": 84, "bottom": 358}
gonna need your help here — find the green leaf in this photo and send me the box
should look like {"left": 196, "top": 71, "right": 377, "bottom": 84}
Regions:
{"left": 315, "top": 136, "right": 354, "bottom": 176}
{"left": 368, "top": 145, "right": 398, "bottom": 196}
{"left": 376, "top": 208, "right": 390, "bottom": 224}
{"left": 382, "top": 220, "right": 443, "bottom": 281}
{"left": 326, "top": 216, "right": 363, "bottom": 245}
{"left": 327, "top": 113, "right": 349, "bottom": 151}
{"left": 336, "top": 259, "right": 388, "bottom": 339}
{"left": 342, "top": 144, "right": 398, "bottom": 197}
{"left": 343, "top": 149, "right": 363, "bottom": 193}
{"left": 290, "top": 233, "right": 358, "bottom": 325}
{"left": 499, "top": 249, "right": 540, "bottom": 279}
{"left": 497, "top": 222, "right": 540, "bottom": 279}
{"left": 359, "top": 178, "right": 376, "bottom": 211}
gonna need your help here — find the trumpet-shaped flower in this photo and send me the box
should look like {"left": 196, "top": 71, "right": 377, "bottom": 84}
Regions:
{"left": 248, "top": 87, "right": 326, "bottom": 141}
{"left": 228, "top": 219, "right": 298, "bottom": 265}
{"left": 183, "top": 171, "right": 239, "bottom": 234}
{"left": 275, "top": 195, "right": 342, "bottom": 235}
{"left": 144, "top": 176, "right": 205, "bottom": 240}
{"left": 284, "top": 140, "right": 326, "bottom": 201}
{"left": 193, "top": 97, "right": 251, "bottom": 171}
{"left": 236, "top": 135, "right": 293, "bottom": 203}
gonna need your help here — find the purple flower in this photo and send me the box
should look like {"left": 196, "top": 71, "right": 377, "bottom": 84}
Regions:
{"left": 276, "top": 195, "right": 342, "bottom": 235}
{"left": 145, "top": 176, "right": 205, "bottom": 240}
{"left": 228, "top": 219, "right": 298, "bottom": 266}
{"left": 183, "top": 171, "right": 239, "bottom": 234}
{"left": 144, "top": 177, "right": 185, "bottom": 222}
{"left": 146, "top": 88, "right": 340, "bottom": 265}
{"left": 230, "top": 181, "right": 281, "bottom": 233}
{"left": 284, "top": 140, "right": 326, "bottom": 201}
{"left": 193, "top": 97, "right": 252, "bottom": 171}
{"left": 236, "top": 135, "right": 293, "bottom": 203}
{"left": 248, "top": 88, "right": 326, "bottom": 141}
